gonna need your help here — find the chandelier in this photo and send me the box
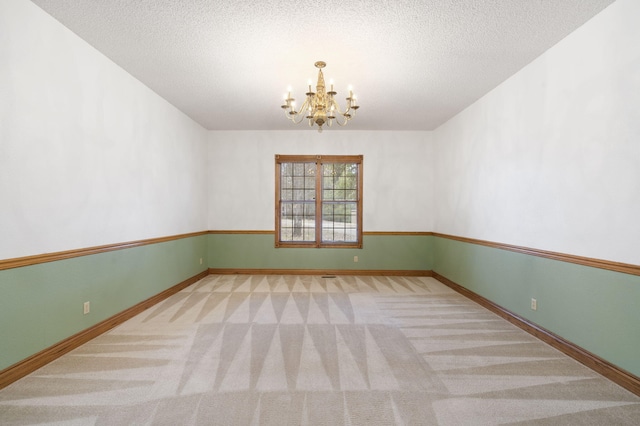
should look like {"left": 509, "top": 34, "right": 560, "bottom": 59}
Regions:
{"left": 281, "top": 61, "right": 359, "bottom": 132}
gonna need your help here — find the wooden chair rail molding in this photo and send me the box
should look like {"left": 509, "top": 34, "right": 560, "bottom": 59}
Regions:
{"left": 207, "top": 230, "right": 640, "bottom": 276}
{"left": 207, "top": 230, "right": 275, "bottom": 234}
{"left": 1, "top": 230, "right": 430, "bottom": 271}
{"left": 431, "top": 233, "right": 640, "bottom": 276}
{"left": 2, "top": 230, "right": 638, "bottom": 276}
{"left": 0, "top": 232, "right": 208, "bottom": 271}
{"left": 207, "top": 231, "right": 434, "bottom": 236}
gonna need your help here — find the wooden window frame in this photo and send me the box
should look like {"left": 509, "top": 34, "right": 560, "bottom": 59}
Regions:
{"left": 275, "top": 154, "right": 363, "bottom": 248}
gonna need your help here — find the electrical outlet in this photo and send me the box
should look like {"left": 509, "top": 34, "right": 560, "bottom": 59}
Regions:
{"left": 83, "top": 301, "right": 90, "bottom": 315}
{"left": 199, "top": 258, "right": 203, "bottom": 265}
{"left": 531, "top": 298, "right": 537, "bottom": 311}
{"left": 354, "top": 256, "right": 359, "bottom": 263}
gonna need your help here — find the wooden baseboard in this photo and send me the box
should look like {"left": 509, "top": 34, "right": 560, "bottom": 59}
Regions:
{"left": 0, "top": 270, "right": 208, "bottom": 390}
{"left": 0, "top": 268, "right": 428, "bottom": 390}
{"left": 208, "top": 268, "right": 433, "bottom": 277}
{"left": 432, "top": 272, "right": 640, "bottom": 397}
{"left": 10, "top": 267, "right": 636, "bottom": 398}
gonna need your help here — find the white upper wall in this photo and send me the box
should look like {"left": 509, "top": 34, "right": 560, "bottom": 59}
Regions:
{"left": 208, "top": 131, "right": 434, "bottom": 232}
{"left": 4, "top": 0, "right": 637, "bottom": 265}
{"left": 0, "top": 0, "right": 209, "bottom": 259}
{"left": 433, "top": 0, "right": 640, "bottom": 264}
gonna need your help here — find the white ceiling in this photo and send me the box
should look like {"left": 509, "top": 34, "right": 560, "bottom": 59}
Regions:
{"left": 30, "top": 0, "right": 615, "bottom": 131}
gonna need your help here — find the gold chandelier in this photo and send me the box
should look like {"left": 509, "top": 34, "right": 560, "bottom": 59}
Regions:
{"left": 281, "top": 61, "right": 359, "bottom": 132}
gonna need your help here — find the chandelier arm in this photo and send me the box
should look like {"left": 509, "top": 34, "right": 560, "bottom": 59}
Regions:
{"left": 334, "top": 114, "right": 350, "bottom": 126}
{"left": 288, "top": 97, "right": 312, "bottom": 124}
{"left": 329, "top": 98, "right": 342, "bottom": 115}
{"left": 291, "top": 113, "right": 307, "bottom": 125}
{"left": 329, "top": 98, "right": 352, "bottom": 117}
{"left": 327, "top": 109, "right": 348, "bottom": 127}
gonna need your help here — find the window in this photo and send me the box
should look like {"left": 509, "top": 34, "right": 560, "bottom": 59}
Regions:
{"left": 275, "top": 155, "right": 363, "bottom": 248}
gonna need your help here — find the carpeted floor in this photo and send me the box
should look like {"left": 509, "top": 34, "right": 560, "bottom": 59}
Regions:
{"left": 1, "top": 275, "right": 639, "bottom": 425}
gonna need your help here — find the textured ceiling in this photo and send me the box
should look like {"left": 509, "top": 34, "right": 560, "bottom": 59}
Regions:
{"left": 30, "top": 0, "right": 615, "bottom": 131}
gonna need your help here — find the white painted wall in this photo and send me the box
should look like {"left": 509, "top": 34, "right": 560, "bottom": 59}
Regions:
{"left": 433, "top": 0, "right": 640, "bottom": 264}
{"left": 4, "top": 0, "right": 636, "bottom": 266}
{"left": 0, "top": 0, "right": 208, "bottom": 259}
{"left": 208, "top": 131, "right": 434, "bottom": 232}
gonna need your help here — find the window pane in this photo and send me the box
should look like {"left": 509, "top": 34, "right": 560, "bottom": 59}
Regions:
{"left": 280, "top": 202, "right": 315, "bottom": 242}
{"left": 281, "top": 176, "right": 292, "bottom": 189}
{"left": 345, "top": 176, "right": 356, "bottom": 190}
{"left": 305, "top": 176, "right": 315, "bottom": 189}
{"left": 322, "top": 202, "right": 357, "bottom": 242}
{"left": 284, "top": 162, "right": 315, "bottom": 177}
{"left": 320, "top": 162, "right": 359, "bottom": 243}
{"left": 279, "top": 161, "right": 316, "bottom": 243}
{"left": 323, "top": 176, "right": 334, "bottom": 190}
{"left": 323, "top": 164, "right": 334, "bottom": 177}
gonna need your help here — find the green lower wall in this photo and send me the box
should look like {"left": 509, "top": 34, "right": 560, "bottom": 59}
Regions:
{"left": 4, "top": 232, "right": 638, "bottom": 383}
{"left": 207, "top": 233, "right": 434, "bottom": 272}
{"left": 1, "top": 233, "right": 430, "bottom": 374}
{"left": 433, "top": 236, "right": 640, "bottom": 378}
{"left": 0, "top": 234, "right": 208, "bottom": 372}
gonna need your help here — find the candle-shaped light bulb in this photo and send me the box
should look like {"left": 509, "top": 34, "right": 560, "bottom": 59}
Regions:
{"left": 330, "top": 78, "right": 334, "bottom": 92}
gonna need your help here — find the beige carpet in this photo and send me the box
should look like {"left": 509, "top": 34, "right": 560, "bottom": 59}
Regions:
{"left": 1, "top": 275, "right": 639, "bottom": 425}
